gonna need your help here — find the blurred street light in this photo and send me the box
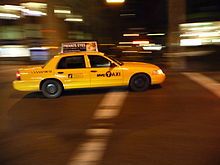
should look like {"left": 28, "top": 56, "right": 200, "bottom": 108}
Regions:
{"left": 106, "top": 0, "right": 125, "bottom": 4}
{"left": 64, "top": 18, "right": 83, "bottom": 22}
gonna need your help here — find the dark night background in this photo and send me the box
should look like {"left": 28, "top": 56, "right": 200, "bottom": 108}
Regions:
{"left": 1, "top": 1, "right": 220, "bottom": 165}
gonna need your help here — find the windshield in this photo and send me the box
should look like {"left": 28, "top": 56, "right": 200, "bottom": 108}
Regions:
{"left": 108, "top": 56, "right": 124, "bottom": 66}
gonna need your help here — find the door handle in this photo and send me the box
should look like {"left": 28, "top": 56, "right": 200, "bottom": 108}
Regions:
{"left": 91, "top": 70, "right": 97, "bottom": 72}
{"left": 57, "top": 72, "right": 64, "bottom": 74}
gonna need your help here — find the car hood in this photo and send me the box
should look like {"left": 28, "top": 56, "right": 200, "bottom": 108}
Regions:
{"left": 122, "top": 62, "right": 159, "bottom": 69}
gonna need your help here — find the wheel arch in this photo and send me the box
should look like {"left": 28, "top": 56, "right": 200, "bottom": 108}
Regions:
{"left": 40, "top": 78, "right": 64, "bottom": 90}
{"left": 129, "top": 72, "right": 151, "bottom": 85}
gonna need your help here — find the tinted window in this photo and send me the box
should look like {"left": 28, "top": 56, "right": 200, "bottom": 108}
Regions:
{"left": 88, "top": 55, "right": 111, "bottom": 68}
{"left": 57, "top": 56, "right": 85, "bottom": 69}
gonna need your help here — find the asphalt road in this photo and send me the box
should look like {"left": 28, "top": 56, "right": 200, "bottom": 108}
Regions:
{"left": 0, "top": 65, "right": 220, "bottom": 165}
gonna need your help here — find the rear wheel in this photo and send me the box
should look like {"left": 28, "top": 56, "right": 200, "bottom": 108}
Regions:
{"left": 129, "top": 74, "right": 150, "bottom": 92}
{"left": 42, "top": 80, "right": 63, "bottom": 98}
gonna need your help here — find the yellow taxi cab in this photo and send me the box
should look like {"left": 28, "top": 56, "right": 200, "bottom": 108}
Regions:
{"left": 13, "top": 43, "right": 165, "bottom": 98}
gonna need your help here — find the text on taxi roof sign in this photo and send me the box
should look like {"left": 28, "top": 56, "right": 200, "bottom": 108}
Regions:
{"left": 61, "top": 41, "right": 98, "bottom": 53}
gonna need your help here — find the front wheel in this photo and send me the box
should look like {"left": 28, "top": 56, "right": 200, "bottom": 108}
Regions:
{"left": 129, "top": 74, "right": 150, "bottom": 92}
{"left": 42, "top": 80, "right": 63, "bottom": 98}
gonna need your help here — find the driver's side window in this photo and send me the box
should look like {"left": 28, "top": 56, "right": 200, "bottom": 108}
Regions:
{"left": 88, "top": 55, "right": 111, "bottom": 68}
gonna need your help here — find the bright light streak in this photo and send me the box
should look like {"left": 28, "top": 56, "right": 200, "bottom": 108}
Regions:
{"left": 29, "top": 47, "right": 49, "bottom": 50}
{"left": 0, "top": 46, "right": 30, "bottom": 57}
{"left": 0, "top": 13, "right": 20, "bottom": 19}
{"left": 188, "top": 26, "right": 218, "bottom": 31}
{"left": 64, "top": 18, "right": 83, "bottom": 22}
{"left": 119, "top": 42, "right": 133, "bottom": 44}
{"left": 138, "top": 51, "right": 152, "bottom": 54}
{"left": 2, "top": 45, "right": 26, "bottom": 48}
{"left": 147, "top": 33, "right": 165, "bottom": 36}
{"left": 123, "top": 33, "right": 139, "bottom": 37}
{"left": 143, "top": 45, "right": 162, "bottom": 50}
{"left": 180, "top": 32, "right": 220, "bottom": 37}
{"left": 4, "top": 5, "right": 24, "bottom": 10}
{"left": 180, "top": 33, "right": 198, "bottom": 37}
{"left": 106, "top": 0, "right": 125, "bottom": 3}
{"left": 180, "top": 39, "right": 202, "bottom": 46}
{"left": 132, "top": 41, "right": 149, "bottom": 45}
{"left": 20, "top": 2, "right": 47, "bottom": 8}
{"left": 54, "top": 9, "right": 71, "bottom": 14}
{"left": 199, "top": 32, "right": 219, "bottom": 37}
{"left": 203, "top": 39, "right": 212, "bottom": 43}
{"left": 180, "top": 22, "right": 213, "bottom": 27}
{"left": 212, "top": 39, "right": 220, "bottom": 43}
{"left": 122, "top": 51, "right": 138, "bottom": 53}
{"left": 21, "top": 9, "right": 47, "bottom": 16}
{"left": 179, "top": 21, "right": 220, "bottom": 46}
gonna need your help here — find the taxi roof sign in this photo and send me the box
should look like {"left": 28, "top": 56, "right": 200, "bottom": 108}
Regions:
{"left": 61, "top": 41, "right": 98, "bottom": 53}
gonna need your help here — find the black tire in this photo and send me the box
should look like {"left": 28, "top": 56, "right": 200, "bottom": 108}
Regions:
{"left": 42, "top": 80, "right": 63, "bottom": 98}
{"left": 129, "top": 74, "right": 150, "bottom": 92}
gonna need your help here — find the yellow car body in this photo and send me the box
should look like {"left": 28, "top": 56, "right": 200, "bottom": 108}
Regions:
{"left": 13, "top": 52, "right": 165, "bottom": 98}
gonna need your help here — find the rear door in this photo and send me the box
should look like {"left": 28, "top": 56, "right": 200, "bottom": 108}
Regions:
{"left": 55, "top": 55, "right": 90, "bottom": 89}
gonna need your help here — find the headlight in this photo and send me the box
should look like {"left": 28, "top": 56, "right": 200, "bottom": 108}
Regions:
{"left": 152, "top": 69, "right": 164, "bottom": 75}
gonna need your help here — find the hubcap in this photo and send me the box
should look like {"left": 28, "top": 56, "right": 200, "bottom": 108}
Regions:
{"left": 46, "top": 83, "right": 57, "bottom": 94}
{"left": 134, "top": 78, "right": 145, "bottom": 88}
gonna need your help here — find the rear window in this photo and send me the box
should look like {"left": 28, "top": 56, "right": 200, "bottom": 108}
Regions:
{"left": 57, "top": 56, "right": 85, "bottom": 69}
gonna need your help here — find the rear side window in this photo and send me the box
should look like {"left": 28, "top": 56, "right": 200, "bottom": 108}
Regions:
{"left": 57, "top": 56, "right": 85, "bottom": 69}
{"left": 88, "top": 55, "right": 111, "bottom": 68}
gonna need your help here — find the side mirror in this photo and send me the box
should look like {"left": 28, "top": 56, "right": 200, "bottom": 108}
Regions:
{"left": 110, "top": 62, "right": 117, "bottom": 68}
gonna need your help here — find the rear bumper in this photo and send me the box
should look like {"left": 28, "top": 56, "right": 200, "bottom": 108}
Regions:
{"left": 13, "top": 80, "right": 40, "bottom": 91}
{"left": 151, "top": 74, "right": 166, "bottom": 85}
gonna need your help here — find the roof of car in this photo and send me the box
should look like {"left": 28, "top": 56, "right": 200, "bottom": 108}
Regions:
{"left": 55, "top": 51, "right": 104, "bottom": 57}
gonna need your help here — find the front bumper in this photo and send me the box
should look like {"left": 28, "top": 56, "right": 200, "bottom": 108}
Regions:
{"left": 151, "top": 74, "right": 166, "bottom": 85}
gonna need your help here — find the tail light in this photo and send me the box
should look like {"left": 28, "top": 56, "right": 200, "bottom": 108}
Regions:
{"left": 16, "top": 71, "right": 21, "bottom": 80}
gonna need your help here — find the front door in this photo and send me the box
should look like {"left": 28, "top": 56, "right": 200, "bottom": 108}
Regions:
{"left": 55, "top": 55, "right": 90, "bottom": 89}
{"left": 88, "top": 55, "right": 123, "bottom": 87}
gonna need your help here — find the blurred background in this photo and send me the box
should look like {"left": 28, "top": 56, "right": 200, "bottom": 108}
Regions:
{"left": 1, "top": 2, "right": 220, "bottom": 164}
{"left": 0, "top": 0, "right": 219, "bottom": 70}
